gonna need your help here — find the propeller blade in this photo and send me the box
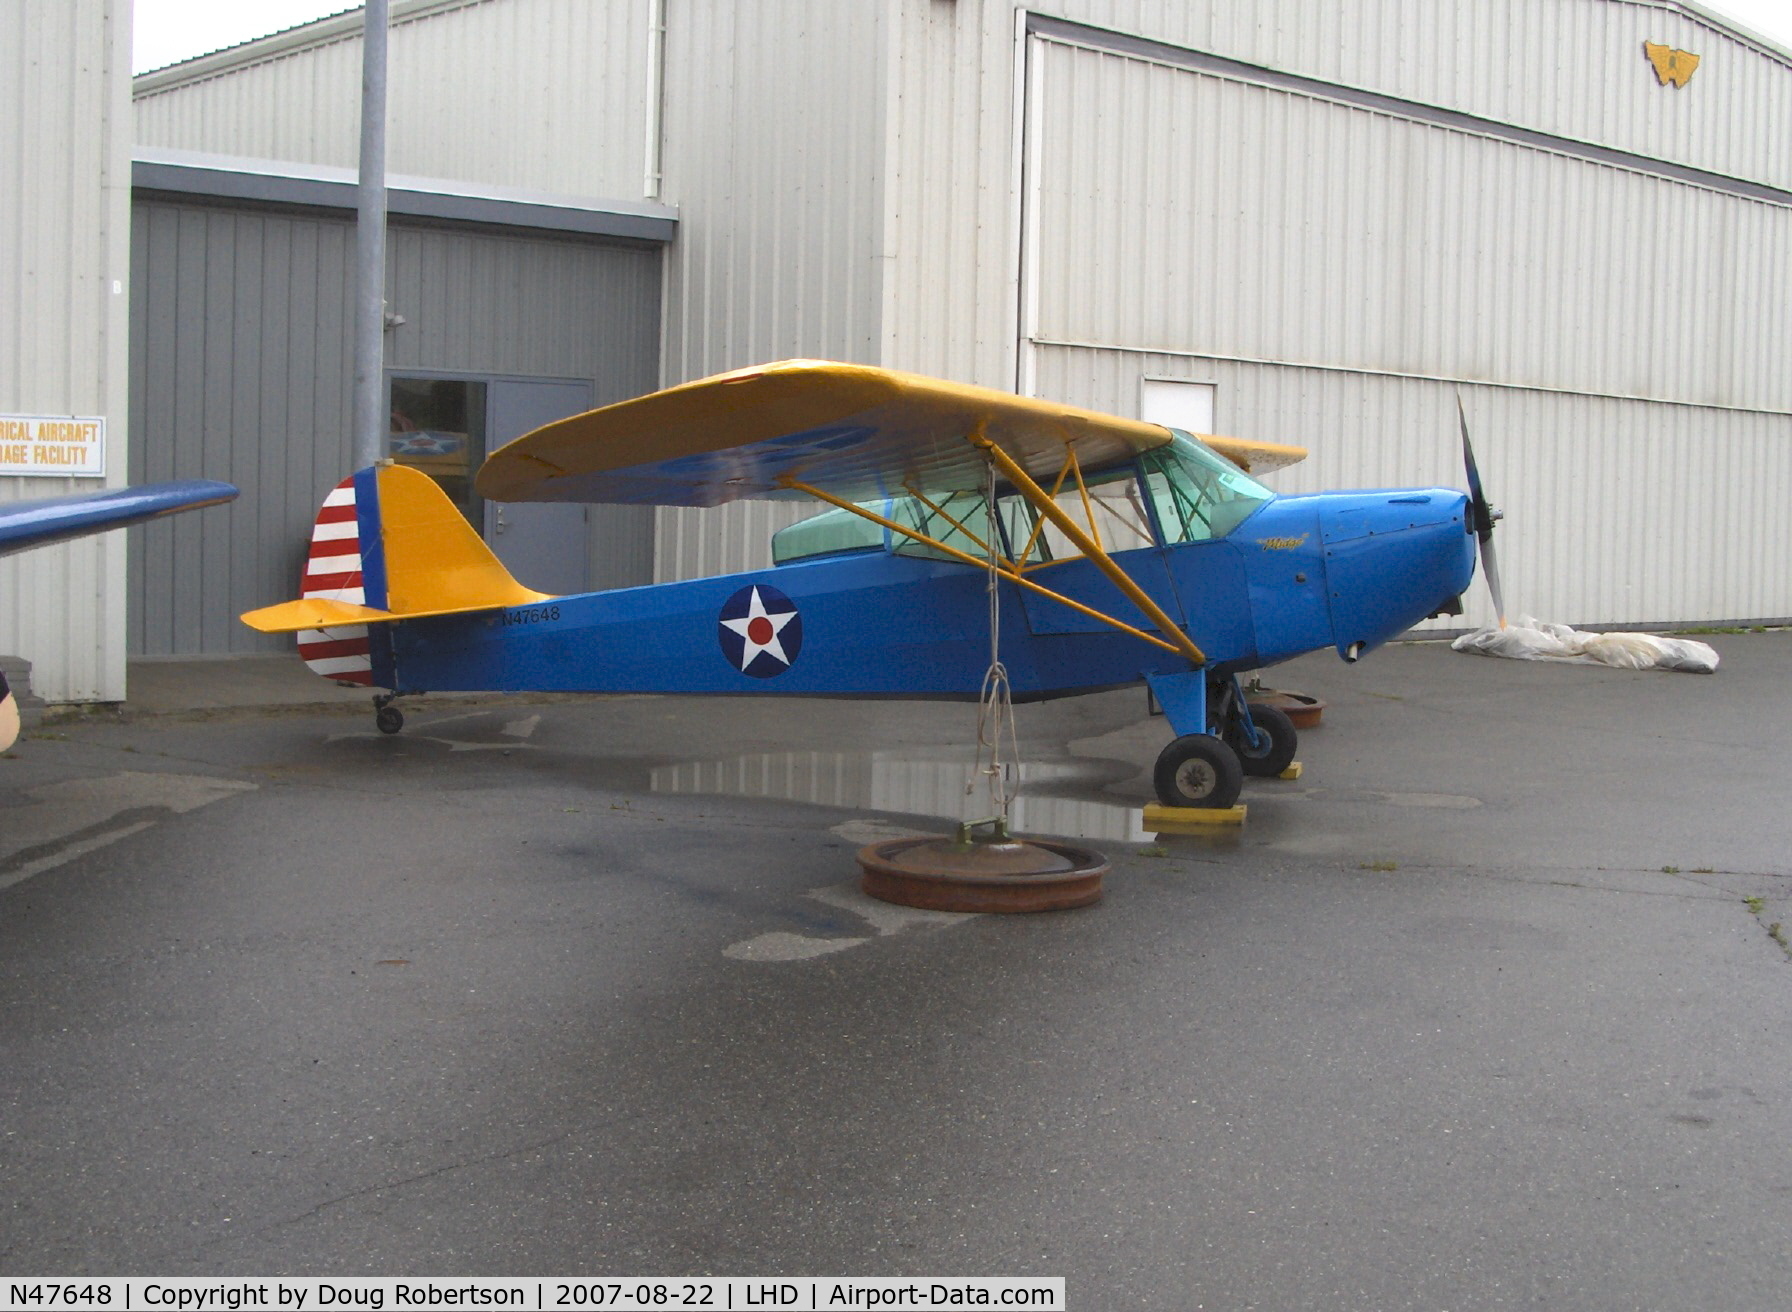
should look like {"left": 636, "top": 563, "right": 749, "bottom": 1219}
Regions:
{"left": 1480, "top": 530, "right": 1507, "bottom": 630}
{"left": 1457, "top": 393, "right": 1507, "bottom": 629}
{"left": 1457, "top": 394, "right": 1493, "bottom": 537}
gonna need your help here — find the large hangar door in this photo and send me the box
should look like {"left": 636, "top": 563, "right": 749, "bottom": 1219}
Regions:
{"left": 1022, "top": 33, "right": 1347, "bottom": 386}
{"left": 1019, "top": 21, "right": 1792, "bottom": 632}
{"left": 129, "top": 196, "right": 663, "bottom": 657}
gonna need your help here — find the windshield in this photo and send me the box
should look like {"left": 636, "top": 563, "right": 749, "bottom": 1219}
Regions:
{"left": 1142, "top": 431, "right": 1275, "bottom": 542}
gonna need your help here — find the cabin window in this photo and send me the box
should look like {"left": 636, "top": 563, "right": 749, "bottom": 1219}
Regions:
{"left": 888, "top": 490, "right": 994, "bottom": 562}
{"left": 771, "top": 431, "right": 1271, "bottom": 569}
{"left": 1142, "top": 431, "right": 1274, "bottom": 543}
{"left": 771, "top": 490, "right": 997, "bottom": 565}
{"left": 995, "top": 463, "right": 1164, "bottom": 566}
{"left": 771, "top": 503, "right": 885, "bottom": 563}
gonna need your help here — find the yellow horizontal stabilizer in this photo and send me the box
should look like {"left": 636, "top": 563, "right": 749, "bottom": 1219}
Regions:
{"left": 240, "top": 591, "right": 545, "bottom": 634}
{"left": 240, "top": 597, "right": 396, "bottom": 633}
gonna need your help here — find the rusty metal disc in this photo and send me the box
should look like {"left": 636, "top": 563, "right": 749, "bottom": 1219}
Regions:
{"left": 1246, "top": 687, "right": 1326, "bottom": 729}
{"left": 857, "top": 833, "right": 1107, "bottom": 913}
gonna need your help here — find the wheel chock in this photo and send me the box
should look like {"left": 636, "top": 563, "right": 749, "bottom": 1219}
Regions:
{"left": 1144, "top": 803, "right": 1247, "bottom": 832}
{"left": 1279, "top": 761, "right": 1303, "bottom": 780}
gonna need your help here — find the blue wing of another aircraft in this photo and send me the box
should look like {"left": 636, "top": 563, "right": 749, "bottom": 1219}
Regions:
{"left": 0, "top": 480, "right": 238, "bottom": 559}
{"left": 1, "top": 478, "right": 238, "bottom": 750}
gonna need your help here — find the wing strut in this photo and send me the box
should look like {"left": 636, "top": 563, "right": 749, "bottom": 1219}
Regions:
{"left": 971, "top": 438, "right": 1207, "bottom": 667}
{"left": 779, "top": 440, "right": 1208, "bottom": 668}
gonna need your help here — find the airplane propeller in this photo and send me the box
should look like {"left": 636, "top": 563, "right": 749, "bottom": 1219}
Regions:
{"left": 1457, "top": 394, "right": 1507, "bottom": 629}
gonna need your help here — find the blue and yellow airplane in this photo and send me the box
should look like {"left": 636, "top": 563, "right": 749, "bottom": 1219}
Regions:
{"left": 1, "top": 479, "right": 239, "bottom": 750}
{"left": 242, "top": 361, "right": 1500, "bottom": 809}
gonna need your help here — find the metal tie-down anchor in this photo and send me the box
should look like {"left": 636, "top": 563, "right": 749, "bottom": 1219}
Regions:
{"left": 857, "top": 816, "right": 1107, "bottom": 914}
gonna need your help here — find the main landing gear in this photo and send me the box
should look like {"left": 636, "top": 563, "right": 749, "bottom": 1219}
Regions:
{"left": 373, "top": 692, "right": 404, "bottom": 735}
{"left": 1147, "top": 672, "right": 1299, "bottom": 809}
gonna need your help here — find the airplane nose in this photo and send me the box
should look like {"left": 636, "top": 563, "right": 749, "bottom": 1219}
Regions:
{"left": 1321, "top": 490, "right": 1476, "bottom": 660}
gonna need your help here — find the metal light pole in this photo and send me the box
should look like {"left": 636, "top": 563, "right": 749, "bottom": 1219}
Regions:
{"left": 353, "top": 0, "right": 390, "bottom": 471}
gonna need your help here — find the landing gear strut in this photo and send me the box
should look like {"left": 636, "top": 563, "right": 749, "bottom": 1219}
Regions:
{"left": 1147, "top": 671, "right": 1301, "bottom": 807}
{"left": 1224, "top": 703, "right": 1298, "bottom": 778}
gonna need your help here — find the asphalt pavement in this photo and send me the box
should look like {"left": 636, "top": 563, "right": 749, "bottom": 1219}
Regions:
{"left": 2, "top": 636, "right": 1789, "bottom": 1308}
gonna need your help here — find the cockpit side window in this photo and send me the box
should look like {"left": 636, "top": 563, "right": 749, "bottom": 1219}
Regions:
{"left": 888, "top": 489, "right": 994, "bottom": 562}
{"left": 1143, "top": 431, "right": 1275, "bottom": 543}
{"left": 771, "top": 502, "right": 885, "bottom": 563}
{"left": 770, "top": 431, "right": 1272, "bottom": 567}
{"left": 999, "top": 467, "right": 1158, "bottom": 565}
{"left": 772, "top": 490, "right": 999, "bottom": 566}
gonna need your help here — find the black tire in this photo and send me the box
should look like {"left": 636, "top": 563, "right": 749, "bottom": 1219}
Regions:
{"left": 1227, "top": 703, "right": 1298, "bottom": 778}
{"left": 375, "top": 705, "right": 404, "bottom": 735}
{"left": 1153, "top": 734, "right": 1244, "bottom": 809}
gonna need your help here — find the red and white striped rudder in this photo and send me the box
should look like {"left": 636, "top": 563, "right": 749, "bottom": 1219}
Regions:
{"left": 295, "top": 475, "right": 375, "bottom": 685}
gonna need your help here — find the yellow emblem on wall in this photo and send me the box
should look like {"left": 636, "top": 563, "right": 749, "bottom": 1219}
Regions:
{"left": 1644, "top": 41, "right": 1700, "bottom": 87}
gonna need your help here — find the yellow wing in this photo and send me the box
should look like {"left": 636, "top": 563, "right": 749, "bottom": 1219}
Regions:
{"left": 1202, "top": 434, "right": 1306, "bottom": 475}
{"left": 476, "top": 360, "right": 1304, "bottom": 507}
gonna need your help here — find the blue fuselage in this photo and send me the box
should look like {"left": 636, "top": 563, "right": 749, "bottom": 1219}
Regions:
{"left": 378, "top": 487, "right": 1476, "bottom": 701}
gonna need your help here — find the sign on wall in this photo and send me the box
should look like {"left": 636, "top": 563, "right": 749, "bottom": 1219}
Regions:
{"left": 1644, "top": 42, "right": 1700, "bottom": 87}
{"left": 0, "top": 414, "right": 107, "bottom": 477}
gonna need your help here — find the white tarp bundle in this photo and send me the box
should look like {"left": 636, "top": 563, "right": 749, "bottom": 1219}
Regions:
{"left": 1451, "top": 616, "right": 1719, "bottom": 673}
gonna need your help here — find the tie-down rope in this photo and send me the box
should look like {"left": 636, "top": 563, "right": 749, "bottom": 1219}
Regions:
{"left": 967, "top": 461, "right": 1020, "bottom": 826}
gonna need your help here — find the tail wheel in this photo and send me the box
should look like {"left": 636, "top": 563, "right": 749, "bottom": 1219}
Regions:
{"left": 375, "top": 704, "right": 404, "bottom": 735}
{"left": 1153, "top": 734, "right": 1244, "bottom": 809}
{"left": 1227, "top": 703, "right": 1298, "bottom": 778}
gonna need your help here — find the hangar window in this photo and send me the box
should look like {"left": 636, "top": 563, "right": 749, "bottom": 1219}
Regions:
{"left": 1140, "top": 378, "right": 1215, "bottom": 435}
{"left": 388, "top": 377, "right": 488, "bottom": 527}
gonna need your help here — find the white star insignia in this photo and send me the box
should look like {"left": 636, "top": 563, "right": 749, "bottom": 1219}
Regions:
{"left": 720, "top": 586, "right": 798, "bottom": 669}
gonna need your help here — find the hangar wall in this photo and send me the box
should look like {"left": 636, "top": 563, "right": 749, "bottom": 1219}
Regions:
{"left": 881, "top": 2, "right": 1792, "bottom": 630}
{"left": 1016, "top": 22, "right": 1792, "bottom": 629}
{"left": 649, "top": 0, "right": 891, "bottom": 582}
{"left": 128, "top": 196, "right": 663, "bottom": 656}
{"left": 1025, "top": 31, "right": 1789, "bottom": 411}
{"left": 130, "top": 0, "right": 1792, "bottom": 629}
{"left": 1036, "top": 346, "right": 1792, "bottom": 629}
{"left": 1, "top": 0, "right": 134, "bottom": 703}
{"left": 664, "top": 0, "right": 1792, "bottom": 618}
{"left": 134, "top": 0, "right": 890, "bottom": 592}
{"left": 881, "top": 0, "right": 1792, "bottom": 390}
{"left": 133, "top": 0, "right": 654, "bottom": 200}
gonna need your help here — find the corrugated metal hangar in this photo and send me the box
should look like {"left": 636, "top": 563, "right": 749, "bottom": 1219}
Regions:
{"left": 5, "top": 0, "right": 1790, "bottom": 701}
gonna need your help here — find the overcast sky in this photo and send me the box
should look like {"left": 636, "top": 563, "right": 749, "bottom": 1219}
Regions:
{"left": 132, "top": 0, "right": 1792, "bottom": 74}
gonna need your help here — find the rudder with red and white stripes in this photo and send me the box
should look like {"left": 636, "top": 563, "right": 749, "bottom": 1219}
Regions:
{"left": 296, "top": 469, "right": 388, "bottom": 686}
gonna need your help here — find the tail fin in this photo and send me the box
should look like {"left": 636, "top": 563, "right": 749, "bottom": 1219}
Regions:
{"left": 241, "top": 464, "right": 550, "bottom": 684}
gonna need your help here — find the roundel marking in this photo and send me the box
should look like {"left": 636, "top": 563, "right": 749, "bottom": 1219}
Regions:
{"left": 718, "top": 583, "right": 803, "bottom": 678}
